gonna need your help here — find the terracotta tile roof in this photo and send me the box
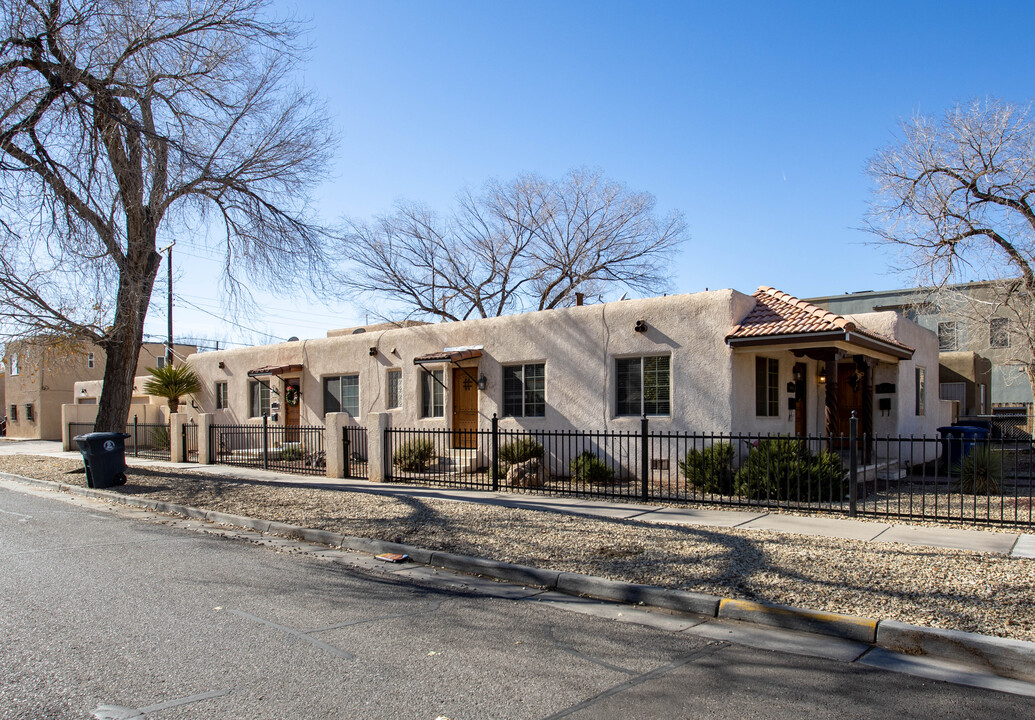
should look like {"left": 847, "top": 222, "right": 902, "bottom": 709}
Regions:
{"left": 727, "top": 286, "right": 913, "bottom": 354}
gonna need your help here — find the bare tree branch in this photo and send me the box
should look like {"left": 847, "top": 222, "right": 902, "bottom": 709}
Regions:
{"left": 341, "top": 169, "right": 687, "bottom": 322}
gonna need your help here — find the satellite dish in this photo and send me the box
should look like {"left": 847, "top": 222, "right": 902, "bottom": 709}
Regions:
{"left": 287, "top": 336, "right": 299, "bottom": 342}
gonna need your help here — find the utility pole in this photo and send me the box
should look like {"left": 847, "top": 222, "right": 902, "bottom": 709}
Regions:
{"left": 161, "top": 242, "right": 175, "bottom": 367}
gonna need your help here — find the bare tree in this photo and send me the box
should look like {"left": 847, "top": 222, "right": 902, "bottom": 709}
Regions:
{"left": 342, "top": 169, "right": 687, "bottom": 321}
{"left": 867, "top": 99, "right": 1035, "bottom": 399}
{"left": 0, "top": 0, "right": 336, "bottom": 431}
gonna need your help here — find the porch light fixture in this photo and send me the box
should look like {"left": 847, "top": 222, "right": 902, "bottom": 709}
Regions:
{"left": 477, "top": 374, "right": 487, "bottom": 391}
{"left": 817, "top": 368, "right": 827, "bottom": 383}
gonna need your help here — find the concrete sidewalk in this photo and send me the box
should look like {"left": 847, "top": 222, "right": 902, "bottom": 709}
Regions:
{"left": 5, "top": 438, "right": 1033, "bottom": 559}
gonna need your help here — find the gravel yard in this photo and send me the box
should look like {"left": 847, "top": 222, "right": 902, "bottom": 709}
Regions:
{"left": 3, "top": 454, "right": 1034, "bottom": 642}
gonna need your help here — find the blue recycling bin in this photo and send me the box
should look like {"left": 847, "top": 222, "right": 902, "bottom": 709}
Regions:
{"left": 937, "top": 426, "right": 988, "bottom": 469}
{"left": 74, "top": 432, "right": 131, "bottom": 488}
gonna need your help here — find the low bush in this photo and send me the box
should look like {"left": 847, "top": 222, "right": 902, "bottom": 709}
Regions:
{"left": 953, "top": 445, "right": 1003, "bottom": 495}
{"left": 279, "top": 446, "right": 304, "bottom": 461}
{"left": 569, "top": 451, "right": 615, "bottom": 485}
{"left": 734, "top": 437, "right": 844, "bottom": 502}
{"left": 499, "top": 437, "right": 544, "bottom": 464}
{"left": 679, "top": 442, "right": 736, "bottom": 495}
{"left": 392, "top": 439, "right": 436, "bottom": 472}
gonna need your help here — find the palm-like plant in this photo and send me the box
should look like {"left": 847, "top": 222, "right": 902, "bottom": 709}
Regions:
{"left": 142, "top": 362, "right": 202, "bottom": 414}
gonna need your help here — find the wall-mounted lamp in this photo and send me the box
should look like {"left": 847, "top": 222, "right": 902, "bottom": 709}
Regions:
{"left": 634, "top": 319, "right": 648, "bottom": 333}
{"left": 817, "top": 368, "right": 827, "bottom": 384}
{"left": 477, "top": 374, "right": 487, "bottom": 391}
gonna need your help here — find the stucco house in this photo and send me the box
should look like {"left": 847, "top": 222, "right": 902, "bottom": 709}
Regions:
{"left": 179, "top": 286, "right": 949, "bottom": 449}
{"left": 4, "top": 338, "right": 197, "bottom": 440}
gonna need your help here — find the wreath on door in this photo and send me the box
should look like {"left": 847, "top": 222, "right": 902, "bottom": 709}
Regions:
{"left": 285, "top": 386, "right": 301, "bottom": 406}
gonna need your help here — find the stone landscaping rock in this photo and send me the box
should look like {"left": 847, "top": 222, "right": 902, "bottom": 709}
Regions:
{"left": 506, "top": 458, "right": 546, "bottom": 488}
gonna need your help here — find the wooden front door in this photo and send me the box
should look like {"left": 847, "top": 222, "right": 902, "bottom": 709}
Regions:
{"left": 452, "top": 367, "right": 479, "bottom": 449}
{"left": 284, "top": 378, "right": 300, "bottom": 442}
{"left": 793, "top": 362, "right": 807, "bottom": 437}
{"left": 835, "top": 363, "right": 864, "bottom": 440}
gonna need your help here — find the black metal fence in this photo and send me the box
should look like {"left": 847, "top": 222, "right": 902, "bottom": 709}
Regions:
{"left": 68, "top": 419, "right": 186, "bottom": 462}
{"left": 385, "top": 414, "right": 1035, "bottom": 529}
{"left": 342, "top": 425, "right": 369, "bottom": 479}
{"left": 210, "top": 417, "right": 326, "bottom": 476}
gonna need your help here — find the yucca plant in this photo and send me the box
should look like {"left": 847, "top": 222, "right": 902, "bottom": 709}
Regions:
{"left": 142, "top": 362, "right": 202, "bottom": 414}
{"left": 953, "top": 445, "right": 1003, "bottom": 495}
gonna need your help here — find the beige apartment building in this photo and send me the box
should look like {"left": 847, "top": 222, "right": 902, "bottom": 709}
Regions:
{"left": 3, "top": 339, "right": 197, "bottom": 440}
{"left": 180, "top": 286, "right": 949, "bottom": 447}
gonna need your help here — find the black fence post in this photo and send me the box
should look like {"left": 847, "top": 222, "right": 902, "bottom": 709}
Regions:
{"left": 849, "top": 411, "right": 858, "bottom": 517}
{"left": 491, "top": 413, "right": 499, "bottom": 492}
{"left": 383, "top": 426, "right": 391, "bottom": 482}
{"left": 181, "top": 424, "right": 187, "bottom": 462}
{"left": 641, "top": 415, "right": 649, "bottom": 503}
{"left": 343, "top": 426, "right": 351, "bottom": 478}
{"left": 262, "top": 414, "right": 269, "bottom": 470}
{"left": 133, "top": 415, "right": 139, "bottom": 458}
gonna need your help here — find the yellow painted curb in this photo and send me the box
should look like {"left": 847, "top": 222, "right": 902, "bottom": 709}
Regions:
{"left": 718, "top": 598, "right": 878, "bottom": 643}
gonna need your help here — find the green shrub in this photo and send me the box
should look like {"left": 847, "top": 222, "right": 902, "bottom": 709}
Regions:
{"left": 392, "top": 439, "right": 436, "bottom": 472}
{"left": 953, "top": 445, "right": 1003, "bottom": 495}
{"left": 147, "top": 425, "right": 170, "bottom": 450}
{"left": 570, "top": 451, "right": 615, "bottom": 485}
{"left": 734, "top": 437, "right": 844, "bottom": 502}
{"left": 679, "top": 443, "right": 736, "bottom": 495}
{"left": 499, "top": 437, "right": 544, "bottom": 464}
{"left": 279, "top": 446, "right": 304, "bottom": 461}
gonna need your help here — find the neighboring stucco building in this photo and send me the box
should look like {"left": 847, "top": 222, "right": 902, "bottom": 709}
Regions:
{"left": 808, "top": 281, "right": 1028, "bottom": 412}
{"left": 3, "top": 339, "right": 197, "bottom": 440}
{"left": 179, "top": 287, "right": 948, "bottom": 447}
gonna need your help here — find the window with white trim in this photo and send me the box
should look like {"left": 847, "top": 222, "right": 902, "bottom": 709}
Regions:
{"left": 615, "top": 356, "right": 670, "bottom": 416}
{"left": 755, "top": 356, "right": 780, "bottom": 417}
{"left": 502, "top": 363, "right": 545, "bottom": 417}
{"left": 215, "top": 382, "right": 228, "bottom": 410}
{"left": 249, "top": 381, "right": 270, "bottom": 417}
{"left": 324, "top": 375, "right": 359, "bottom": 416}
{"left": 9, "top": 354, "right": 17, "bottom": 376}
{"left": 386, "top": 369, "right": 402, "bottom": 410}
{"left": 421, "top": 370, "right": 444, "bottom": 418}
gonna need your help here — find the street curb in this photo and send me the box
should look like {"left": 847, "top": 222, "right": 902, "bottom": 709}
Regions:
{"left": 718, "top": 598, "right": 877, "bottom": 643}
{"left": 4, "top": 471, "right": 1035, "bottom": 684}
{"left": 876, "top": 620, "right": 1035, "bottom": 683}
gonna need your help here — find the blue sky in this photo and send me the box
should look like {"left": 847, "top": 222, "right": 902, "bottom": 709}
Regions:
{"left": 159, "top": 0, "right": 1035, "bottom": 349}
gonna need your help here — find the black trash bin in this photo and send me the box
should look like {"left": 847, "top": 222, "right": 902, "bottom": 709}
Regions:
{"left": 74, "top": 432, "right": 131, "bottom": 488}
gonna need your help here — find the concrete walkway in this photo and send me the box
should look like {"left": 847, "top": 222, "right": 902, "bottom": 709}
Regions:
{"left": 4, "top": 438, "right": 1033, "bottom": 559}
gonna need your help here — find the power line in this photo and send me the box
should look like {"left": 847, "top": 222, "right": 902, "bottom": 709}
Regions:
{"left": 174, "top": 297, "right": 289, "bottom": 342}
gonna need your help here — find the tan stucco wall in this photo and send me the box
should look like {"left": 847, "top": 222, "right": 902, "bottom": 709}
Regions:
{"left": 186, "top": 290, "right": 749, "bottom": 435}
{"left": 3, "top": 339, "right": 196, "bottom": 440}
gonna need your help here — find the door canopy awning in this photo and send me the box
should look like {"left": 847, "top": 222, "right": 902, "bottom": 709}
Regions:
{"left": 413, "top": 346, "right": 483, "bottom": 366}
{"left": 247, "top": 363, "right": 303, "bottom": 377}
{"left": 726, "top": 287, "right": 914, "bottom": 361}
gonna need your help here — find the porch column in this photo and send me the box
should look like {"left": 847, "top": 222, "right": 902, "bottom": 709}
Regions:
{"left": 824, "top": 359, "right": 838, "bottom": 439}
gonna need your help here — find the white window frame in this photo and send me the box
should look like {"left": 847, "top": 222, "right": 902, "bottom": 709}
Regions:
{"left": 386, "top": 369, "right": 402, "bottom": 410}
{"left": 215, "top": 382, "right": 228, "bottom": 410}
{"left": 249, "top": 380, "right": 271, "bottom": 418}
{"left": 502, "top": 363, "right": 546, "bottom": 418}
{"left": 9, "top": 354, "right": 17, "bottom": 376}
{"left": 615, "top": 355, "right": 671, "bottom": 417}
{"left": 323, "top": 375, "right": 360, "bottom": 416}
{"left": 421, "top": 369, "right": 445, "bottom": 418}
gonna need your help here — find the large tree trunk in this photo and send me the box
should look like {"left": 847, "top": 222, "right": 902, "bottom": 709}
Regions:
{"left": 94, "top": 243, "right": 162, "bottom": 432}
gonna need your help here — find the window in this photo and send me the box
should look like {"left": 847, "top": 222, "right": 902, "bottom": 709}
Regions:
{"left": 249, "top": 381, "right": 270, "bottom": 417}
{"left": 421, "top": 370, "right": 444, "bottom": 418}
{"left": 386, "top": 370, "right": 402, "bottom": 410}
{"left": 25, "top": 404, "right": 33, "bottom": 422}
{"left": 938, "top": 321, "right": 958, "bottom": 351}
{"left": 615, "top": 356, "right": 670, "bottom": 416}
{"left": 8, "top": 404, "right": 16, "bottom": 421}
{"left": 324, "top": 375, "right": 360, "bottom": 416}
{"left": 915, "top": 367, "right": 926, "bottom": 416}
{"left": 503, "top": 363, "right": 546, "bottom": 417}
{"left": 215, "top": 382, "right": 228, "bottom": 410}
{"left": 940, "top": 382, "right": 966, "bottom": 405}
{"left": 990, "top": 318, "right": 1010, "bottom": 349}
{"left": 755, "top": 356, "right": 780, "bottom": 417}
{"left": 9, "top": 354, "right": 17, "bottom": 376}
{"left": 156, "top": 355, "right": 166, "bottom": 369}
{"left": 87, "top": 352, "right": 95, "bottom": 369}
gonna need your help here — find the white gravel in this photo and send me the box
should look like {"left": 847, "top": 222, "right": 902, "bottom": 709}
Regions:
{"left": 3, "top": 454, "right": 1033, "bottom": 642}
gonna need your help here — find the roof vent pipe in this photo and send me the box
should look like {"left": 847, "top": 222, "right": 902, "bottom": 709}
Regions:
{"left": 575, "top": 292, "right": 584, "bottom": 306}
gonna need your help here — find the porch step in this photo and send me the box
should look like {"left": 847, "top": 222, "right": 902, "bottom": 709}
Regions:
{"left": 432, "top": 449, "right": 483, "bottom": 472}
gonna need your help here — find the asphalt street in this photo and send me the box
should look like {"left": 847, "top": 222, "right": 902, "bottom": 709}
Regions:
{"left": 2, "top": 481, "right": 1033, "bottom": 719}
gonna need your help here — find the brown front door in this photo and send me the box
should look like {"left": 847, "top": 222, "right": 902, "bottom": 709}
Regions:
{"left": 835, "top": 363, "right": 864, "bottom": 440}
{"left": 452, "top": 367, "right": 479, "bottom": 449}
{"left": 793, "top": 362, "right": 807, "bottom": 437}
{"left": 284, "top": 378, "right": 300, "bottom": 442}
